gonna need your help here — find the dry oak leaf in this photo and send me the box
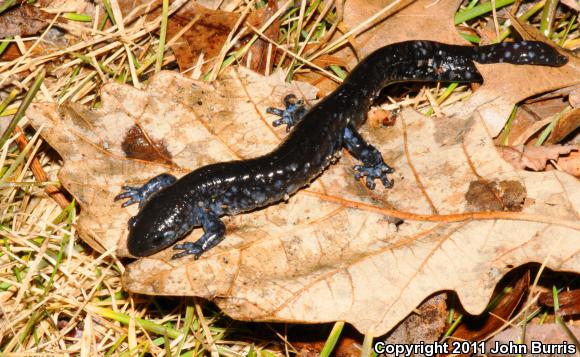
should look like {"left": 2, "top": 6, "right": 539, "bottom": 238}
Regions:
{"left": 499, "top": 97, "right": 570, "bottom": 146}
{"left": 547, "top": 107, "right": 580, "bottom": 144}
{"left": 557, "top": 151, "right": 580, "bottom": 177}
{"left": 28, "top": 67, "right": 580, "bottom": 335}
{"left": 498, "top": 144, "right": 578, "bottom": 172}
{"left": 539, "top": 289, "right": 580, "bottom": 316}
{"left": 342, "top": 0, "right": 580, "bottom": 137}
{"left": 570, "top": 85, "right": 580, "bottom": 108}
{"left": 103, "top": 0, "right": 278, "bottom": 74}
{"left": 382, "top": 293, "right": 447, "bottom": 345}
{"left": 166, "top": 1, "right": 278, "bottom": 74}
{"left": 27, "top": 68, "right": 317, "bottom": 256}
{"left": 0, "top": 3, "right": 52, "bottom": 37}
{"left": 123, "top": 106, "right": 579, "bottom": 336}
{"left": 448, "top": 271, "right": 530, "bottom": 353}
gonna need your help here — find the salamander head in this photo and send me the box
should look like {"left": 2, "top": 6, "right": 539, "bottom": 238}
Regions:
{"left": 126, "top": 195, "right": 195, "bottom": 257}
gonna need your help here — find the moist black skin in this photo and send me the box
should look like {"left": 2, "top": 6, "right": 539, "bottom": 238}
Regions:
{"left": 115, "top": 40, "right": 567, "bottom": 259}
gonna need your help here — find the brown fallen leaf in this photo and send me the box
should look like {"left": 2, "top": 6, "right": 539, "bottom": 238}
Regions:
{"left": 0, "top": 42, "right": 25, "bottom": 62}
{"left": 447, "top": 271, "right": 530, "bottom": 356}
{"left": 547, "top": 108, "right": 580, "bottom": 144}
{"left": 166, "top": 1, "right": 278, "bottom": 74}
{"left": 27, "top": 69, "right": 580, "bottom": 336}
{"left": 292, "top": 52, "right": 351, "bottom": 96}
{"left": 538, "top": 289, "right": 580, "bottom": 317}
{"left": 555, "top": 151, "right": 580, "bottom": 176}
{"left": 505, "top": 10, "right": 561, "bottom": 44}
{"left": 28, "top": 68, "right": 318, "bottom": 256}
{"left": 498, "top": 97, "right": 569, "bottom": 146}
{"left": 382, "top": 293, "right": 447, "bottom": 345}
{"left": 108, "top": 0, "right": 278, "bottom": 74}
{"left": 0, "top": 3, "right": 52, "bottom": 37}
{"left": 570, "top": 86, "right": 580, "bottom": 108}
{"left": 509, "top": 116, "right": 554, "bottom": 146}
{"left": 0, "top": 0, "right": 98, "bottom": 38}
{"left": 498, "top": 144, "right": 578, "bottom": 171}
{"left": 294, "top": 71, "right": 339, "bottom": 97}
{"left": 0, "top": 0, "right": 94, "bottom": 63}
{"left": 342, "top": 0, "right": 580, "bottom": 137}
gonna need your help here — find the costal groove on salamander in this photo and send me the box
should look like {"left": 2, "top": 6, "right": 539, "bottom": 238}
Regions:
{"left": 115, "top": 40, "right": 567, "bottom": 259}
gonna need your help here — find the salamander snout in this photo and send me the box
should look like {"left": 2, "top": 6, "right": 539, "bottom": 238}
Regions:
{"left": 126, "top": 198, "right": 193, "bottom": 257}
{"left": 127, "top": 221, "right": 179, "bottom": 257}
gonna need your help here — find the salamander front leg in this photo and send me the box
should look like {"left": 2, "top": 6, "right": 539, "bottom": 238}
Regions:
{"left": 172, "top": 211, "right": 226, "bottom": 259}
{"left": 266, "top": 94, "right": 308, "bottom": 131}
{"left": 343, "top": 125, "right": 394, "bottom": 189}
{"left": 115, "top": 173, "right": 177, "bottom": 207}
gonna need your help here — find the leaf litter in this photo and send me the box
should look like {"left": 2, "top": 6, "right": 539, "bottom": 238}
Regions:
{"left": 498, "top": 144, "right": 578, "bottom": 172}
{"left": 12, "top": 0, "right": 580, "bottom": 344}
{"left": 103, "top": 0, "right": 280, "bottom": 74}
{"left": 166, "top": 0, "right": 279, "bottom": 74}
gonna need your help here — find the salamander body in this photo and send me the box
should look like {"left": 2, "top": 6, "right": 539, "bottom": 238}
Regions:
{"left": 116, "top": 40, "right": 567, "bottom": 259}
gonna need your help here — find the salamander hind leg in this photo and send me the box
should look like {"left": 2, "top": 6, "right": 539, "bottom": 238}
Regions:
{"left": 343, "top": 125, "right": 394, "bottom": 189}
{"left": 266, "top": 94, "right": 308, "bottom": 131}
{"left": 115, "top": 173, "right": 177, "bottom": 207}
{"left": 172, "top": 211, "right": 226, "bottom": 259}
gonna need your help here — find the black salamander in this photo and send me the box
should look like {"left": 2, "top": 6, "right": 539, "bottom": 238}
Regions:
{"left": 116, "top": 40, "right": 567, "bottom": 259}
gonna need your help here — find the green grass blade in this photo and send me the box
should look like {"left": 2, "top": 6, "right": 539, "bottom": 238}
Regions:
{"left": 455, "top": 0, "right": 515, "bottom": 24}
{"left": 63, "top": 12, "right": 92, "bottom": 22}
{"left": 156, "top": 0, "right": 169, "bottom": 73}
{"left": 319, "top": 321, "right": 344, "bottom": 357}
{"left": 87, "top": 306, "right": 182, "bottom": 339}
{"left": 501, "top": 105, "right": 518, "bottom": 145}
{"left": 0, "top": 69, "right": 45, "bottom": 148}
{"left": 540, "top": 0, "right": 558, "bottom": 37}
{"left": 535, "top": 107, "right": 570, "bottom": 146}
{"left": 0, "top": 0, "right": 16, "bottom": 14}
{"left": 0, "top": 88, "right": 19, "bottom": 116}
{"left": 0, "top": 35, "right": 13, "bottom": 56}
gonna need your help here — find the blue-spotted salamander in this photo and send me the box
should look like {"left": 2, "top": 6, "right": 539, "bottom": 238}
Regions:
{"left": 116, "top": 40, "right": 567, "bottom": 259}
